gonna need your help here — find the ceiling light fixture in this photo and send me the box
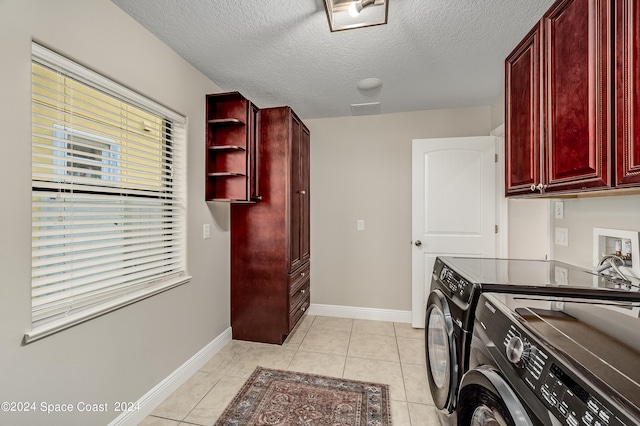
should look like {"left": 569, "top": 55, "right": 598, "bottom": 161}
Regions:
{"left": 323, "top": 0, "right": 388, "bottom": 32}
{"left": 348, "top": 0, "right": 375, "bottom": 17}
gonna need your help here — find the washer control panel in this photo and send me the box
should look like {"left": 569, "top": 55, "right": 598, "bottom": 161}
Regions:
{"left": 476, "top": 294, "right": 633, "bottom": 426}
{"left": 433, "top": 261, "right": 474, "bottom": 304}
{"left": 540, "top": 363, "right": 621, "bottom": 426}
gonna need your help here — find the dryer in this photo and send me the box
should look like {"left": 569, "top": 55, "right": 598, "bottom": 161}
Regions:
{"left": 460, "top": 292, "right": 640, "bottom": 426}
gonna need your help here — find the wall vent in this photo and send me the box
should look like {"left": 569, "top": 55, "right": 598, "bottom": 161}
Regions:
{"left": 350, "top": 102, "right": 381, "bottom": 116}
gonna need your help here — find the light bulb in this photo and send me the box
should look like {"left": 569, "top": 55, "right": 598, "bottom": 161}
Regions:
{"left": 348, "top": 2, "right": 360, "bottom": 17}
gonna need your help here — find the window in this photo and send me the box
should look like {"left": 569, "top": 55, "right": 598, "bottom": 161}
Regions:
{"left": 28, "top": 43, "right": 188, "bottom": 343}
{"left": 53, "top": 125, "right": 120, "bottom": 181}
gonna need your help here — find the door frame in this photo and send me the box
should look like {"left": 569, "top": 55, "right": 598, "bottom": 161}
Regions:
{"left": 411, "top": 130, "right": 507, "bottom": 327}
{"left": 492, "top": 124, "right": 508, "bottom": 258}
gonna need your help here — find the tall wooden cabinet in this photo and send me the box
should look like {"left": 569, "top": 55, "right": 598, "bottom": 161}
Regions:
{"left": 230, "top": 106, "right": 310, "bottom": 344}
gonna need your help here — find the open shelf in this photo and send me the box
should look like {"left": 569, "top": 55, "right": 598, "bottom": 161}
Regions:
{"left": 208, "top": 172, "right": 246, "bottom": 177}
{"left": 205, "top": 92, "right": 260, "bottom": 202}
{"left": 208, "top": 145, "right": 246, "bottom": 152}
{"left": 207, "top": 118, "right": 245, "bottom": 126}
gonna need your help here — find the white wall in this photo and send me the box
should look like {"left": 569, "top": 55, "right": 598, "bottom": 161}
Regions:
{"left": 507, "top": 199, "right": 550, "bottom": 259}
{"left": 306, "top": 107, "right": 491, "bottom": 312}
{"left": 0, "top": 1, "right": 229, "bottom": 425}
{"left": 551, "top": 195, "right": 640, "bottom": 268}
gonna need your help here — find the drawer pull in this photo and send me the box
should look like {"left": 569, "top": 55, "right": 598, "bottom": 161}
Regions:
{"left": 301, "top": 306, "right": 307, "bottom": 312}
{"left": 301, "top": 289, "right": 306, "bottom": 294}
{"left": 301, "top": 272, "right": 306, "bottom": 277}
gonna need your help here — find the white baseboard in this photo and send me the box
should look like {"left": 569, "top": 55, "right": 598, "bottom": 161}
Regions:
{"left": 308, "top": 303, "right": 411, "bottom": 323}
{"left": 108, "top": 327, "right": 232, "bottom": 426}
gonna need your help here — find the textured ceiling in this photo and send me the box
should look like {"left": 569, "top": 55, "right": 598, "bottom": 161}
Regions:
{"left": 111, "top": 0, "right": 555, "bottom": 119}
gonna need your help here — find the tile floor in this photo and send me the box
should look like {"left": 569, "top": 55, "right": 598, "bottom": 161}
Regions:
{"left": 140, "top": 315, "right": 441, "bottom": 425}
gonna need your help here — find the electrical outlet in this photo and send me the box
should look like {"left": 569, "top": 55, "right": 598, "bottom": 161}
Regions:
{"left": 203, "top": 224, "right": 211, "bottom": 239}
{"left": 554, "top": 266, "right": 568, "bottom": 285}
{"left": 357, "top": 220, "right": 365, "bottom": 231}
{"left": 554, "top": 201, "right": 564, "bottom": 219}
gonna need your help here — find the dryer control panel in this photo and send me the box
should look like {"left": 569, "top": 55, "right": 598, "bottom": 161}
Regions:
{"left": 476, "top": 294, "right": 635, "bottom": 426}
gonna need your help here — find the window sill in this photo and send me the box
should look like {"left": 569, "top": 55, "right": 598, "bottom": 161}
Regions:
{"left": 24, "top": 275, "right": 192, "bottom": 345}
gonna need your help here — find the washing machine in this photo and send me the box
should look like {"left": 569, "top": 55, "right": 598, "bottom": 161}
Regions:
{"left": 459, "top": 291, "right": 640, "bottom": 426}
{"left": 425, "top": 256, "right": 640, "bottom": 424}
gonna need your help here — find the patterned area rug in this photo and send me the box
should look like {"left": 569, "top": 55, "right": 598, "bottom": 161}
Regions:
{"left": 214, "top": 367, "right": 392, "bottom": 425}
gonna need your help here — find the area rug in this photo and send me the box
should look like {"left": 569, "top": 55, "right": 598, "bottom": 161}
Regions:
{"left": 214, "top": 367, "right": 392, "bottom": 425}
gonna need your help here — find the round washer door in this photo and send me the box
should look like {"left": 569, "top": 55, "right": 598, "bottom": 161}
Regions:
{"left": 425, "top": 289, "right": 458, "bottom": 412}
{"left": 457, "top": 366, "right": 534, "bottom": 426}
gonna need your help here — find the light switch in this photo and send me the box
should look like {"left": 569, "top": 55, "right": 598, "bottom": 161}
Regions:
{"left": 555, "top": 227, "right": 568, "bottom": 246}
{"left": 203, "top": 224, "right": 211, "bottom": 239}
{"left": 357, "top": 220, "right": 365, "bottom": 231}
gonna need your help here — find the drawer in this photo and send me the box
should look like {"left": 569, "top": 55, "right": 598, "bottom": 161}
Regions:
{"left": 289, "top": 280, "right": 310, "bottom": 312}
{"left": 289, "top": 293, "right": 310, "bottom": 332}
{"left": 289, "top": 262, "right": 310, "bottom": 295}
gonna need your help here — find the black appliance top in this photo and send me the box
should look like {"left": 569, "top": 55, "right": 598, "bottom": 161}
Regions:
{"left": 482, "top": 292, "right": 640, "bottom": 424}
{"left": 439, "top": 256, "right": 640, "bottom": 301}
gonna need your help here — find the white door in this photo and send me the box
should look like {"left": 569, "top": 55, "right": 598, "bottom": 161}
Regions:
{"left": 411, "top": 136, "right": 496, "bottom": 327}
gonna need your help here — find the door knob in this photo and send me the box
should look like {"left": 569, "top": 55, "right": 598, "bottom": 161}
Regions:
{"left": 414, "top": 240, "right": 422, "bottom": 247}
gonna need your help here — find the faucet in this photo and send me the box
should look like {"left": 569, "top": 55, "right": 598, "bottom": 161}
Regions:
{"left": 596, "top": 254, "right": 632, "bottom": 284}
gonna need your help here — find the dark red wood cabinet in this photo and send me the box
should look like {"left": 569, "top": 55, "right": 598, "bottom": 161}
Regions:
{"left": 543, "top": 0, "right": 611, "bottom": 193}
{"left": 505, "top": 23, "right": 542, "bottom": 196}
{"left": 506, "top": 0, "right": 614, "bottom": 196}
{"left": 230, "top": 107, "right": 310, "bottom": 344}
{"left": 205, "top": 92, "right": 260, "bottom": 202}
{"left": 615, "top": 0, "right": 640, "bottom": 186}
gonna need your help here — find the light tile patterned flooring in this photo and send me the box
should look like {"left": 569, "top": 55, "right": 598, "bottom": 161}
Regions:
{"left": 140, "top": 315, "right": 440, "bottom": 425}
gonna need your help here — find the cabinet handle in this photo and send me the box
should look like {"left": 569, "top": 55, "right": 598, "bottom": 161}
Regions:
{"left": 301, "top": 272, "right": 306, "bottom": 277}
{"left": 301, "top": 306, "right": 307, "bottom": 312}
{"left": 301, "top": 289, "right": 306, "bottom": 294}
{"left": 530, "top": 183, "right": 547, "bottom": 192}
{"left": 299, "top": 190, "right": 306, "bottom": 195}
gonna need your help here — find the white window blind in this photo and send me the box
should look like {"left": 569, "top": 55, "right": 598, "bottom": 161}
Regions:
{"left": 28, "top": 43, "right": 188, "bottom": 343}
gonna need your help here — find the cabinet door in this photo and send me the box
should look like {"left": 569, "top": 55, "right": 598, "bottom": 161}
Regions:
{"left": 505, "top": 24, "right": 541, "bottom": 196}
{"left": 543, "top": 0, "right": 611, "bottom": 192}
{"left": 289, "top": 113, "right": 302, "bottom": 272}
{"left": 301, "top": 125, "right": 310, "bottom": 263}
{"left": 616, "top": 0, "right": 640, "bottom": 187}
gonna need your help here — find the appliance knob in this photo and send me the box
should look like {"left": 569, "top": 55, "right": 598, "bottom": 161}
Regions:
{"left": 506, "top": 336, "right": 530, "bottom": 366}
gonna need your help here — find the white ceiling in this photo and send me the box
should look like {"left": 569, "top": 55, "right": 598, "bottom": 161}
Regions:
{"left": 111, "top": 0, "right": 555, "bottom": 119}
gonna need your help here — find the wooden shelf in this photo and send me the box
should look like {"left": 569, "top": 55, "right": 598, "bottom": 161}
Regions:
{"left": 208, "top": 145, "right": 246, "bottom": 152}
{"left": 205, "top": 92, "right": 259, "bottom": 202}
{"left": 208, "top": 172, "right": 246, "bottom": 177}
{"left": 207, "top": 118, "right": 245, "bottom": 126}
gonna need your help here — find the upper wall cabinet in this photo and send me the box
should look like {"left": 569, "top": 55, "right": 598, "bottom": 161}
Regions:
{"left": 543, "top": 0, "right": 612, "bottom": 193}
{"left": 205, "top": 92, "right": 261, "bottom": 202}
{"left": 505, "top": 24, "right": 542, "bottom": 196}
{"left": 616, "top": 0, "right": 640, "bottom": 187}
{"left": 506, "top": 0, "right": 615, "bottom": 197}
